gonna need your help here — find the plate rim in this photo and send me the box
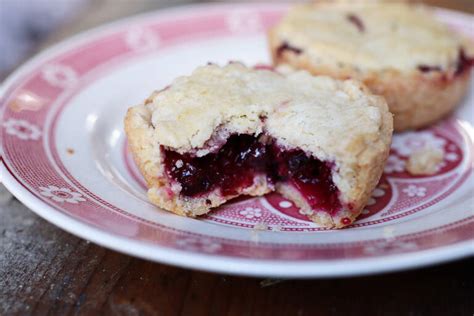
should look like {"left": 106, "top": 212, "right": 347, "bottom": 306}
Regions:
{"left": 0, "top": 2, "right": 473, "bottom": 278}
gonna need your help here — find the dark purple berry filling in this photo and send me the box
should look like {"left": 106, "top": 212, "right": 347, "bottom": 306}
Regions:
{"left": 276, "top": 42, "right": 303, "bottom": 58}
{"left": 417, "top": 65, "right": 442, "bottom": 72}
{"left": 272, "top": 147, "right": 341, "bottom": 214}
{"left": 163, "top": 134, "right": 342, "bottom": 214}
{"left": 346, "top": 14, "right": 365, "bottom": 32}
{"left": 455, "top": 48, "right": 474, "bottom": 76}
{"left": 164, "top": 135, "right": 271, "bottom": 197}
{"left": 417, "top": 48, "right": 473, "bottom": 76}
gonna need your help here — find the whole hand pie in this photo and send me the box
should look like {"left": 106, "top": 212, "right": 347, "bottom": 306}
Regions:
{"left": 269, "top": 2, "right": 474, "bottom": 131}
{"left": 124, "top": 63, "right": 393, "bottom": 228}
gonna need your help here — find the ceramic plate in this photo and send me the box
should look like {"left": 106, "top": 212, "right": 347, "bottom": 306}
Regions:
{"left": 1, "top": 3, "right": 473, "bottom": 278}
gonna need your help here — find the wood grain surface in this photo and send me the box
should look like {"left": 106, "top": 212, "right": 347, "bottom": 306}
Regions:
{"left": 1, "top": 1, "right": 473, "bottom": 315}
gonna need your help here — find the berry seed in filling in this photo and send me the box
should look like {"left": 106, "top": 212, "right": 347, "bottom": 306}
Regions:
{"left": 124, "top": 63, "right": 393, "bottom": 228}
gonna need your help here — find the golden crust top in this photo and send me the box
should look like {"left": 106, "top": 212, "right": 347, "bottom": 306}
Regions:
{"left": 272, "top": 2, "right": 470, "bottom": 72}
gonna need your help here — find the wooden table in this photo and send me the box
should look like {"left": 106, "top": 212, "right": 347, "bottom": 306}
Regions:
{"left": 1, "top": 1, "right": 473, "bottom": 315}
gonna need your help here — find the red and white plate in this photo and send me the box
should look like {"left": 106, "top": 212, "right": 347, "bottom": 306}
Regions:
{"left": 1, "top": 3, "right": 473, "bottom": 278}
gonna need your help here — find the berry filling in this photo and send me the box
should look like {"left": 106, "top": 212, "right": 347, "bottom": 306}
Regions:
{"left": 455, "top": 48, "right": 474, "bottom": 76}
{"left": 276, "top": 42, "right": 303, "bottom": 58}
{"left": 417, "top": 65, "right": 442, "bottom": 73}
{"left": 164, "top": 135, "right": 270, "bottom": 196}
{"left": 346, "top": 14, "right": 365, "bottom": 32}
{"left": 163, "top": 134, "right": 342, "bottom": 214}
{"left": 417, "top": 48, "right": 473, "bottom": 76}
{"left": 273, "top": 148, "right": 341, "bottom": 214}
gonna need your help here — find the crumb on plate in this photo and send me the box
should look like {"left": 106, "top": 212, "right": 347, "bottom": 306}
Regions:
{"left": 406, "top": 147, "right": 443, "bottom": 175}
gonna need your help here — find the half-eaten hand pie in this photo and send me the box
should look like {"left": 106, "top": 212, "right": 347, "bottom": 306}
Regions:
{"left": 124, "top": 63, "right": 393, "bottom": 228}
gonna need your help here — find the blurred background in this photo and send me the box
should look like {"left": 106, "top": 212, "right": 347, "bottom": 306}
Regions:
{"left": 0, "top": 0, "right": 473, "bottom": 80}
